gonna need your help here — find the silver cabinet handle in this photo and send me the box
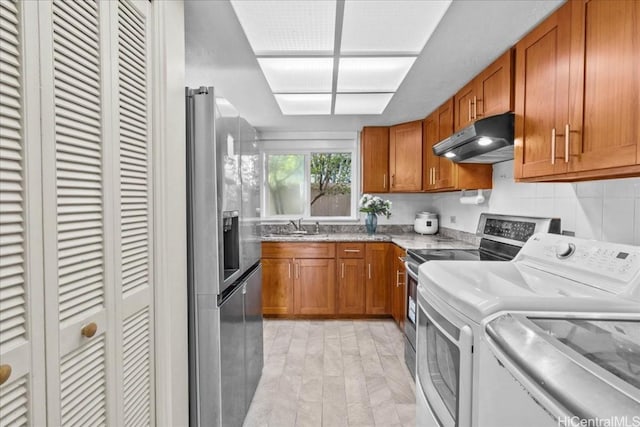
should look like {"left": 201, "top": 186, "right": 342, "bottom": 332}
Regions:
{"left": 468, "top": 99, "right": 472, "bottom": 122}
{"left": 383, "top": 173, "right": 386, "bottom": 189}
{"left": 473, "top": 95, "right": 478, "bottom": 119}
{"left": 343, "top": 249, "right": 360, "bottom": 253}
{"left": 288, "top": 262, "right": 291, "bottom": 278}
{"left": 368, "top": 264, "right": 372, "bottom": 280}
{"left": 341, "top": 263, "right": 345, "bottom": 279}
{"left": 551, "top": 127, "right": 556, "bottom": 165}
{"left": 565, "top": 123, "right": 570, "bottom": 163}
{"left": 396, "top": 270, "right": 404, "bottom": 287}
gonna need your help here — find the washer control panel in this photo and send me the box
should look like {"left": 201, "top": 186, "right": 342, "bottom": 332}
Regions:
{"left": 517, "top": 233, "right": 640, "bottom": 295}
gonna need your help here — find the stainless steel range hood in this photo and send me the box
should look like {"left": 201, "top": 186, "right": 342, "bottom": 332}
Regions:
{"left": 433, "top": 112, "right": 514, "bottom": 163}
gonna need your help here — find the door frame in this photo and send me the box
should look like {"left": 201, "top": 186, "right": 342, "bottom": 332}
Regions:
{"left": 151, "top": 1, "right": 189, "bottom": 426}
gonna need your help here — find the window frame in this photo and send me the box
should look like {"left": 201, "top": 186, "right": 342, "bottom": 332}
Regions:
{"left": 261, "top": 143, "right": 359, "bottom": 222}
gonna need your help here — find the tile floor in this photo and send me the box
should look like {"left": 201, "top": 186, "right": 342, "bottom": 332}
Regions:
{"left": 243, "top": 319, "right": 416, "bottom": 427}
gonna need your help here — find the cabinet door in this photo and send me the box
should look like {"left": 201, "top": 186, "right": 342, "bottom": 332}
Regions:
{"left": 422, "top": 112, "right": 439, "bottom": 191}
{"left": 435, "top": 99, "right": 455, "bottom": 190}
{"left": 389, "top": 121, "right": 422, "bottom": 192}
{"left": 365, "top": 243, "right": 391, "bottom": 315}
{"left": 262, "top": 259, "right": 293, "bottom": 314}
{"left": 514, "top": 3, "right": 571, "bottom": 179}
{"left": 337, "top": 258, "right": 365, "bottom": 315}
{"left": 0, "top": 1, "right": 46, "bottom": 424}
{"left": 454, "top": 81, "right": 476, "bottom": 131}
{"left": 294, "top": 259, "right": 336, "bottom": 315}
{"left": 476, "top": 50, "right": 514, "bottom": 119}
{"left": 361, "top": 127, "right": 390, "bottom": 193}
{"left": 39, "top": 1, "right": 115, "bottom": 423}
{"left": 110, "top": 1, "right": 156, "bottom": 424}
{"left": 567, "top": 0, "right": 640, "bottom": 172}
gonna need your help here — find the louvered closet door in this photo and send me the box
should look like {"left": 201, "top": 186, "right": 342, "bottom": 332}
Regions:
{"left": 109, "top": 0, "right": 155, "bottom": 425}
{"left": 38, "top": 0, "right": 114, "bottom": 425}
{"left": 0, "top": 1, "right": 46, "bottom": 426}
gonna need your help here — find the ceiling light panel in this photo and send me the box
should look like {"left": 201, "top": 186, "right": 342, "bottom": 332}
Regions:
{"left": 230, "top": 0, "right": 336, "bottom": 54}
{"left": 334, "top": 93, "right": 394, "bottom": 115}
{"left": 341, "top": 0, "right": 452, "bottom": 54}
{"left": 257, "top": 58, "right": 334, "bottom": 93}
{"left": 274, "top": 94, "right": 332, "bottom": 115}
{"left": 337, "top": 57, "right": 416, "bottom": 92}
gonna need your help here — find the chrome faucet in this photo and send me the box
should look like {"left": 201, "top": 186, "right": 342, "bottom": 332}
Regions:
{"left": 289, "top": 218, "right": 303, "bottom": 231}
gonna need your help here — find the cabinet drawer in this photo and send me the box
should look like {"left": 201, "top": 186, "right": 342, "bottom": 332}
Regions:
{"left": 262, "top": 242, "right": 336, "bottom": 259}
{"left": 337, "top": 243, "right": 365, "bottom": 258}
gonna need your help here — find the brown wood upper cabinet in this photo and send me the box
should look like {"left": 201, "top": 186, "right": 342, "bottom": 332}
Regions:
{"left": 515, "top": 0, "right": 640, "bottom": 182}
{"left": 423, "top": 99, "right": 493, "bottom": 192}
{"left": 454, "top": 49, "right": 514, "bottom": 132}
{"left": 389, "top": 120, "right": 423, "bottom": 192}
{"left": 361, "top": 127, "right": 390, "bottom": 193}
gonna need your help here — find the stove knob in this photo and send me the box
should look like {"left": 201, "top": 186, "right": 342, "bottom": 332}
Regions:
{"left": 555, "top": 242, "right": 575, "bottom": 259}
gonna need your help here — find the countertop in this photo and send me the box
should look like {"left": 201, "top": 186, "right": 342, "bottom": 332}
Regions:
{"left": 261, "top": 232, "right": 476, "bottom": 251}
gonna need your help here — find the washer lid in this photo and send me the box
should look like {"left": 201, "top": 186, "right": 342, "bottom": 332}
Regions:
{"left": 418, "top": 261, "right": 640, "bottom": 322}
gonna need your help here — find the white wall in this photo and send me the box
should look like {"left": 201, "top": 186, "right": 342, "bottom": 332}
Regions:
{"left": 422, "top": 161, "right": 640, "bottom": 245}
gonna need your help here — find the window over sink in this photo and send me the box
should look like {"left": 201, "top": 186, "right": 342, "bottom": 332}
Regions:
{"left": 261, "top": 137, "right": 358, "bottom": 220}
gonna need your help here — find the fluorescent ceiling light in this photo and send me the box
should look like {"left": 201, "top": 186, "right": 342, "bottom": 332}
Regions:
{"left": 341, "top": 0, "right": 452, "bottom": 54}
{"left": 230, "top": 0, "right": 336, "bottom": 54}
{"left": 257, "top": 58, "right": 334, "bottom": 93}
{"left": 337, "top": 57, "right": 416, "bottom": 92}
{"left": 274, "top": 94, "right": 332, "bottom": 115}
{"left": 334, "top": 93, "right": 393, "bottom": 115}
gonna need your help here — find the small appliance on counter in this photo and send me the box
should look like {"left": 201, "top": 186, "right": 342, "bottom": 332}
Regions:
{"left": 414, "top": 212, "right": 438, "bottom": 235}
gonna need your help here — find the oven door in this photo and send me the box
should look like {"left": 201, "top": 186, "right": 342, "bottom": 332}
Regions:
{"left": 416, "top": 287, "right": 473, "bottom": 427}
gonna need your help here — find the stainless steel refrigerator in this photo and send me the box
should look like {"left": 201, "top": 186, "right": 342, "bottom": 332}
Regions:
{"left": 186, "top": 87, "right": 263, "bottom": 427}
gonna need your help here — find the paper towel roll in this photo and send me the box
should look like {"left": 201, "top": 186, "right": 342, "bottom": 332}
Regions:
{"left": 459, "top": 189, "right": 485, "bottom": 205}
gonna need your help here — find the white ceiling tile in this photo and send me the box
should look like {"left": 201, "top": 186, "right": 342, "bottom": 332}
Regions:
{"left": 337, "top": 57, "right": 416, "bottom": 92}
{"left": 341, "top": 0, "right": 452, "bottom": 54}
{"left": 334, "top": 93, "right": 394, "bottom": 115}
{"left": 257, "top": 58, "right": 334, "bottom": 92}
{"left": 274, "top": 94, "right": 332, "bottom": 115}
{"left": 230, "top": 0, "right": 336, "bottom": 54}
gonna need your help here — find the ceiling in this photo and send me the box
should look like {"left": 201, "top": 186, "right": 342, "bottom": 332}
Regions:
{"left": 185, "top": 0, "right": 564, "bottom": 132}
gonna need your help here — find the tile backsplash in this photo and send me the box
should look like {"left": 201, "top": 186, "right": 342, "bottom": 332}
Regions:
{"left": 421, "top": 161, "right": 640, "bottom": 245}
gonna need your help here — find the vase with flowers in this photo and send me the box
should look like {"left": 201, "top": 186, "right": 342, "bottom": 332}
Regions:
{"left": 358, "top": 194, "right": 392, "bottom": 235}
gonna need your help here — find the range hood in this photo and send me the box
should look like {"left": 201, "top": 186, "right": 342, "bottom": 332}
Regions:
{"left": 433, "top": 112, "right": 514, "bottom": 163}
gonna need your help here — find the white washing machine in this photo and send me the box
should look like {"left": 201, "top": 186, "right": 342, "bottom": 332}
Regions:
{"left": 415, "top": 233, "right": 640, "bottom": 427}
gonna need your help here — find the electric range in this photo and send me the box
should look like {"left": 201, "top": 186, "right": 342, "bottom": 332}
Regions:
{"left": 402, "top": 213, "right": 561, "bottom": 379}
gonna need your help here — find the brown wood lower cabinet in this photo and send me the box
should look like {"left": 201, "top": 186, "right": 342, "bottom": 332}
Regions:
{"left": 262, "top": 258, "right": 293, "bottom": 315}
{"left": 365, "top": 243, "right": 391, "bottom": 315}
{"left": 337, "top": 258, "right": 366, "bottom": 314}
{"left": 294, "top": 258, "right": 336, "bottom": 315}
{"left": 262, "top": 241, "right": 393, "bottom": 317}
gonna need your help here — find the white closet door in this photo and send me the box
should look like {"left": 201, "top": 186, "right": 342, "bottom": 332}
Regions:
{"left": 39, "top": 0, "right": 114, "bottom": 425}
{"left": 109, "top": 0, "right": 155, "bottom": 425}
{"left": 0, "top": 1, "right": 46, "bottom": 426}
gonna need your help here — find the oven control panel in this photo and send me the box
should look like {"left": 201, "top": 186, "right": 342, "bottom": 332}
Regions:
{"left": 516, "top": 233, "right": 640, "bottom": 296}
